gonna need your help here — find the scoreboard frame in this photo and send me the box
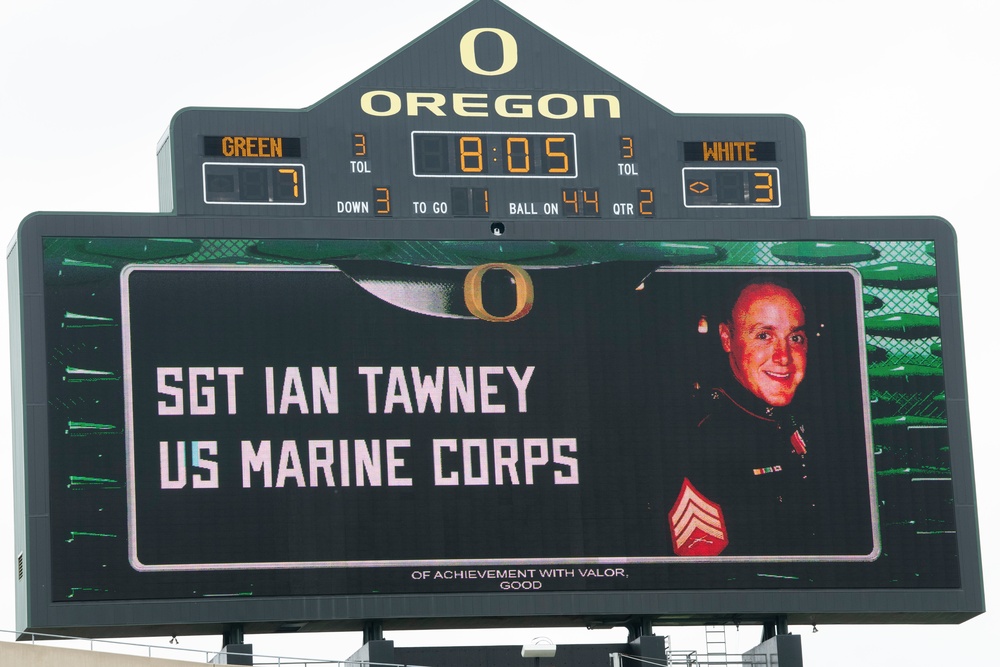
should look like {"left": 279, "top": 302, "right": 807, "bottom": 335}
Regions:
{"left": 8, "top": 0, "right": 983, "bottom": 640}
{"left": 9, "top": 212, "right": 983, "bottom": 638}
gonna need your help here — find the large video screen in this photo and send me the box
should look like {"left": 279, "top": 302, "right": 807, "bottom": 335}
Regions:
{"left": 36, "top": 236, "right": 955, "bottom": 603}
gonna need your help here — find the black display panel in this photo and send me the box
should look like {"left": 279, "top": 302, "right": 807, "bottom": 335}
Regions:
{"left": 412, "top": 132, "right": 578, "bottom": 177}
{"left": 9, "top": 214, "right": 982, "bottom": 637}
{"left": 683, "top": 141, "right": 778, "bottom": 162}
{"left": 683, "top": 168, "right": 780, "bottom": 208}
{"left": 203, "top": 163, "right": 306, "bottom": 205}
{"left": 118, "top": 263, "right": 874, "bottom": 572}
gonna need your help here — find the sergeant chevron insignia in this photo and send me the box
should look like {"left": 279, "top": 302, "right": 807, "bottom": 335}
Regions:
{"left": 669, "top": 478, "right": 729, "bottom": 556}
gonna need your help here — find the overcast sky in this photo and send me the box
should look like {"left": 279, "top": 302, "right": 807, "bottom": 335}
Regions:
{"left": 1, "top": 1, "right": 996, "bottom": 664}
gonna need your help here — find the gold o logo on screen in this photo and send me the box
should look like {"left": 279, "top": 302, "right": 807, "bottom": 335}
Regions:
{"left": 464, "top": 263, "right": 534, "bottom": 322}
{"left": 459, "top": 28, "right": 518, "bottom": 76}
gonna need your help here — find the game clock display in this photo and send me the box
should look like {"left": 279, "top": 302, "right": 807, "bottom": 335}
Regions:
{"left": 412, "top": 131, "right": 577, "bottom": 177}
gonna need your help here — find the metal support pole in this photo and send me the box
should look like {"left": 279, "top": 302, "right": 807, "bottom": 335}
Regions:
{"left": 218, "top": 624, "right": 252, "bottom": 666}
{"left": 625, "top": 617, "right": 653, "bottom": 642}
{"left": 363, "top": 619, "right": 384, "bottom": 644}
{"left": 222, "top": 624, "right": 245, "bottom": 648}
{"left": 760, "top": 615, "right": 789, "bottom": 642}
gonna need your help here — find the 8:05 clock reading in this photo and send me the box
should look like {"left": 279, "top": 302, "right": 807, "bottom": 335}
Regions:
{"left": 412, "top": 131, "right": 577, "bottom": 178}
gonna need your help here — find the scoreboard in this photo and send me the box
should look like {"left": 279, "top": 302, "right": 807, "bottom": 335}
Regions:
{"left": 10, "top": 0, "right": 983, "bottom": 640}
{"left": 158, "top": 2, "right": 807, "bottom": 221}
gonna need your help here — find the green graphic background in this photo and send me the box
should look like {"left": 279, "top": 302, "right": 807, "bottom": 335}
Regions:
{"left": 42, "top": 237, "right": 951, "bottom": 599}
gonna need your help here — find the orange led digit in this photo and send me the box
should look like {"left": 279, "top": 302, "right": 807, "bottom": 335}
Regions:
{"left": 353, "top": 133, "right": 367, "bottom": 157}
{"left": 639, "top": 188, "right": 654, "bottom": 215}
{"left": 562, "top": 189, "right": 579, "bottom": 215}
{"left": 545, "top": 137, "right": 569, "bottom": 173}
{"left": 374, "top": 186, "right": 392, "bottom": 215}
{"left": 754, "top": 171, "right": 774, "bottom": 203}
{"left": 620, "top": 136, "right": 634, "bottom": 160}
{"left": 459, "top": 136, "right": 484, "bottom": 173}
{"left": 506, "top": 136, "right": 531, "bottom": 173}
{"left": 277, "top": 168, "right": 299, "bottom": 199}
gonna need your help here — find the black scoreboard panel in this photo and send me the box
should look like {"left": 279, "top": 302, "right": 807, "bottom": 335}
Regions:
{"left": 9, "top": 214, "right": 984, "bottom": 637}
{"left": 159, "top": 1, "right": 807, "bottom": 219}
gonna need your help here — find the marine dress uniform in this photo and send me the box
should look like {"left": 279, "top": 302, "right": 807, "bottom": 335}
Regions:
{"left": 668, "top": 380, "right": 876, "bottom": 558}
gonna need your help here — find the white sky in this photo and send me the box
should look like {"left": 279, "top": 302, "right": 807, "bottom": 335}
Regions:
{"left": 0, "top": 0, "right": 996, "bottom": 664}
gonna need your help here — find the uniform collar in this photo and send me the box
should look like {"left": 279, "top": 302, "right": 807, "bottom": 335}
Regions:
{"left": 713, "top": 377, "right": 788, "bottom": 422}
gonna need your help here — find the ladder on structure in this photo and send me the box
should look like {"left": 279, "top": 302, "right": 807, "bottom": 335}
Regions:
{"left": 704, "top": 625, "right": 728, "bottom": 665}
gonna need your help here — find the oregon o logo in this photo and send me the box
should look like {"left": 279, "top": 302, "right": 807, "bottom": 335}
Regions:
{"left": 464, "top": 263, "right": 534, "bottom": 322}
{"left": 459, "top": 28, "right": 518, "bottom": 76}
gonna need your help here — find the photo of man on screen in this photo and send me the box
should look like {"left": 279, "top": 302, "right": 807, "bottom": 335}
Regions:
{"left": 667, "top": 273, "right": 877, "bottom": 559}
{"left": 720, "top": 280, "right": 807, "bottom": 409}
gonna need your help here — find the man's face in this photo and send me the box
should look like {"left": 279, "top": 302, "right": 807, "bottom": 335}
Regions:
{"left": 719, "top": 283, "right": 807, "bottom": 407}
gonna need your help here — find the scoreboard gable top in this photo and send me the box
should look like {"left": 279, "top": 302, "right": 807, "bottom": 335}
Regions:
{"left": 313, "top": 0, "right": 641, "bottom": 111}
{"left": 161, "top": 0, "right": 809, "bottom": 218}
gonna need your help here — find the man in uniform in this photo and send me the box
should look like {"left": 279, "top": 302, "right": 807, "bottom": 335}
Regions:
{"left": 669, "top": 278, "right": 875, "bottom": 558}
